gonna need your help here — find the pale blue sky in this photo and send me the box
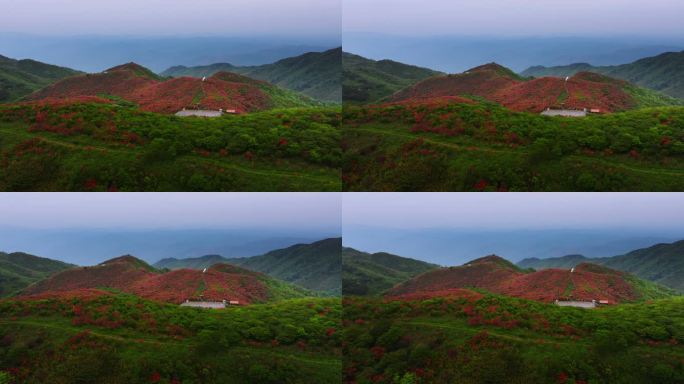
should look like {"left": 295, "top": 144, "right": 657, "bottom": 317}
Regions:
{"left": 344, "top": 0, "right": 684, "bottom": 37}
{"left": 343, "top": 193, "right": 684, "bottom": 264}
{"left": 0, "top": 0, "right": 341, "bottom": 36}
{"left": 0, "top": 193, "right": 341, "bottom": 230}
{"left": 343, "top": 193, "right": 684, "bottom": 230}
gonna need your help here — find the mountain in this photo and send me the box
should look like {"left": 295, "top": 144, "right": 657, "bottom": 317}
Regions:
{"left": 161, "top": 48, "right": 341, "bottom": 103}
{"left": 25, "top": 63, "right": 319, "bottom": 114}
{"left": 518, "top": 254, "right": 592, "bottom": 270}
{"left": 342, "top": 52, "right": 442, "bottom": 104}
{"left": 0, "top": 54, "right": 81, "bottom": 102}
{"left": 387, "top": 255, "right": 674, "bottom": 303}
{"left": 154, "top": 238, "right": 341, "bottom": 294}
{"left": 22, "top": 255, "right": 309, "bottom": 304}
{"left": 341, "top": 247, "right": 438, "bottom": 295}
{"left": 522, "top": 51, "right": 684, "bottom": 99}
{"left": 0, "top": 251, "right": 74, "bottom": 296}
{"left": 155, "top": 254, "right": 231, "bottom": 270}
{"left": 389, "top": 62, "right": 682, "bottom": 113}
{"left": 519, "top": 240, "right": 684, "bottom": 292}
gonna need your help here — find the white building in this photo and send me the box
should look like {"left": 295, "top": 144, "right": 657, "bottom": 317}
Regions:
{"left": 180, "top": 299, "right": 226, "bottom": 309}
{"left": 541, "top": 108, "right": 587, "bottom": 118}
{"left": 175, "top": 109, "right": 224, "bottom": 118}
{"left": 554, "top": 299, "right": 597, "bottom": 309}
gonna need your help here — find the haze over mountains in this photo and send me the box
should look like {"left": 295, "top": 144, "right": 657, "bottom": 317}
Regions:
{"left": 0, "top": 34, "right": 339, "bottom": 73}
{"left": 343, "top": 227, "right": 681, "bottom": 266}
{"left": 344, "top": 34, "right": 684, "bottom": 74}
{"left": 0, "top": 227, "right": 336, "bottom": 266}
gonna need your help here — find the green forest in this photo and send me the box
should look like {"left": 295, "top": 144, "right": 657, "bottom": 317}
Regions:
{"left": 343, "top": 294, "right": 684, "bottom": 384}
{"left": 0, "top": 101, "right": 341, "bottom": 191}
{"left": 0, "top": 293, "right": 341, "bottom": 384}
{"left": 343, "top": 101, "right": 684, "bottom": 191}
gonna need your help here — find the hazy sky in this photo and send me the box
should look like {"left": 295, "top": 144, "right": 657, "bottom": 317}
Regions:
{"left": 343, "top": 193, "right": 684, "bottom": 230}
{"left": 344, "top": 0, "right": 684, "bottom": 37}
{"left": 0, "top": 193, "right": 340, "bottom": 230}
{"left": 0, "top": 0, "right": 341, "bottom": 36}
{"left": 343, "top": 193, "right": 684, "bottom": 264}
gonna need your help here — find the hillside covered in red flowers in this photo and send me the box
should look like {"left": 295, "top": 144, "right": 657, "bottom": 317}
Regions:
{"left": 388, "top": 63, "right": 680, "bottom": 113}
{"left": 386, "top": 255, "right": 673, "bottom": 303}
{"left": 25, "top": 63, "right": 318, "bottom": 114}
{"left": 21, "top": 255, "right": 309, "bottom": 304}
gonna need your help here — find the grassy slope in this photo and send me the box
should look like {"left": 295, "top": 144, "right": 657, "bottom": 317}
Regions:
{"left": 342, "top": 248, "right": 439, "bottom": 296}
{"left": 343, "top": 294, "right": 684, "bottom": 384}
{"left": 0, "top": 55, "right": 81, "bottom": 102}
{"left": 0, "top": 293, "right": 340, "bottom": 384}
{"left": 343, "top": 100, "right": 684, "bottom": 191}
{"left": 522, "top": 51, "right": 684, "bottom": 99}
{"left": 0, "top": 102, "right": 340, "bottom": 191}
{"left": 162, "top": 48, "right": 342, "bottom": 103}
{"left": 342, "top": 52, "right": 442, "bottom": 104}
{"left": 229, "top": 238, "right": 342, "bottom": 295}
{"left": 0, "top": 252, "right": 74, "bottom": 297}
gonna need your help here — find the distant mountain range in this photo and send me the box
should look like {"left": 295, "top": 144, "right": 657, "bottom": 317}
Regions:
{"left": 344, "top": 33, "right": 684, "bottom": 74}
{"left": 342, "top": 247, "right": 438, "bottom": 295}
{"left": 155, "top": 238, "right": 341, "bottom": 294}
{"left": 342, "top": 52, "right": 441, "bottom": 104}
{"left": 388, "top": 62, "right": 682, "bottom": 113}
{"left": 21, "top": 255, "right": 310, "bottom": 304}
{"left": 0, "top": 251, "right": 74, "bottom": 296}
{"left": 522, "top": 51, "right": 684, "bottom": 99}
{"left": 0, "top": 54, "right": 80, "bottom": 102}
{"left": 387, "top": 255, "right": 675, "bottom": 304}
{"left": 161, "top": 48, "right": 341, "bottom": 103}
{"left": 518, "top": 240, "right": 684, "bottom": 292}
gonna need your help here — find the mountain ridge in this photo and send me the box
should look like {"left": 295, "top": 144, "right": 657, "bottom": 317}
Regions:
{"left": 389, "top": 62, "right": 682, "bottom": 112}
{"left": 343, "top": 52, "right": 442, "bottom": 104}
{"left": 342, "top": 247, "right": 439, "bottom": 295}
{"left": 161, "top": 48, "right": 341, "bottom": 103}
{"left": 518, "top": 239, "right": 684, "bottom": 292}
{"left": 26, "top": 63, "right": 319, "bottom": 113}
{"left": 388, "top": 254, "right": 675, "bottom": 303}
{"left": 521, "top": 50, "right": 684, "bottom": 99}
{"left": 21, "top": 254, "right": 309, "bottom": 304}
{"left": 0, "top": 54, "right": 81, "bottom": 102}
{"left": 0, "top": 251, "right": 75, "bottom": 297}
{"left": 154, "top": 238, "right": 341, "bottom": 294}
